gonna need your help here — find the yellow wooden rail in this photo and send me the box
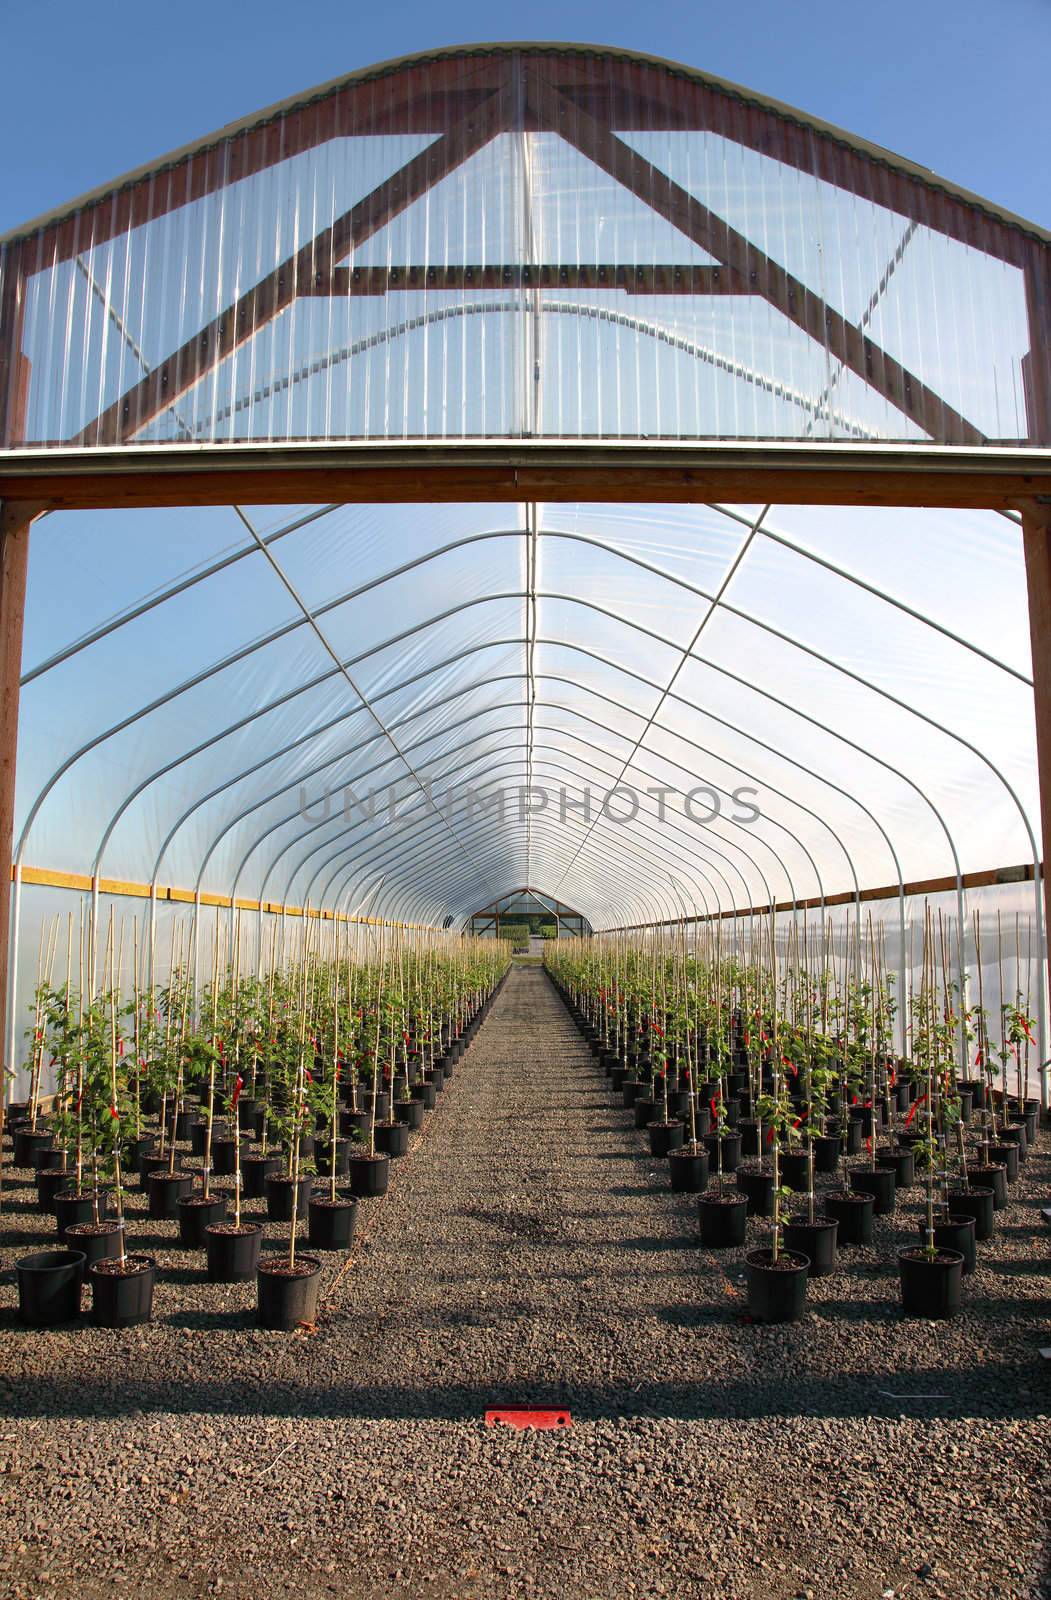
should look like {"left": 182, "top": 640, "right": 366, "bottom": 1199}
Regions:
{"left": 12, "top": 865, "right": 433, "bottom": 931}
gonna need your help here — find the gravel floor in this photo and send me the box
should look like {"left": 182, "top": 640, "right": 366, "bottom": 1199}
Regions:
{"left": 0, "top": 964, "right": 1048, "bottom": 1600}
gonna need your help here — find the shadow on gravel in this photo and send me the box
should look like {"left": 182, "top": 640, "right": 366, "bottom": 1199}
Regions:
{"left": 1, "top": 1363, "right": 1044, "bottom": 1424}
{"left": 617, "top": 1234, "right": 698, "bottom": 1252}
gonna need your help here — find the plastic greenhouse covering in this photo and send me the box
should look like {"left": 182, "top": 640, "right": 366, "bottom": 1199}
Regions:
{"left": 0, "top": 47, "right": 1049, "bottom": 1093}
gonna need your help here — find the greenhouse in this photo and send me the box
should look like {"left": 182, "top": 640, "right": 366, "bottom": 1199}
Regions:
{"left": 0, "top": 41, "right": 1048, "bottom": 1600}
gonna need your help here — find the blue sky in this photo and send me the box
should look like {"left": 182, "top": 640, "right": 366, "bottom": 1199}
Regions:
{"left": 1, "top": 0, "right": 1048, "bottom": 237}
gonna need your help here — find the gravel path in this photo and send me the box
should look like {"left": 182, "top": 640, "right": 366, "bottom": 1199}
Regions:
{"left": 0, "top": 964, "right": 1048, "bottom": 1600}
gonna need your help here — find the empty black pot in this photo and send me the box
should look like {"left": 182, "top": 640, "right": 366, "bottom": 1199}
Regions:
{"left": 931, "top": 1214, "right": 977, "bottom": 1274}
{"left": 308, "top": 1194, "right": 358, "bottom": 1250}
{"left": 375, "top": 1121, "right": 409, "bottom": 1158}
{"left": 849, "top": 1165, "right": 897, "bottom": 1215}
{"left": 779, "top": 1151, "right": 810, "bottom": 1191}
{"left": 697, "top": 1192, "right": 748, "bottom": 1248}
{"left": 745, "top": 1248, "right": 809, "bottom": 1323}
{"left": 648, "top": 1120, "right": 683, "bottom": 1158}
{"left": 211, "top": 1136, "right": 249, "bottom": 1177}
{"left": 823, "top": 1189, "right": 874, "bottom": 1245}
{"left": 874, "top": 1146, "right": 915, "bottom": 1188}
{"left": 89, "top": 1254, "right": 155, "bottom": 1327}
{"left": 898, "top": 1247, "right": 963, "bottom": 1319}
{"left": 54, "top": 1188, "right": 109, "bottom": 1242}
{"left": 947, "top": 1185, "right": 995, "bottom": 1240}
{"left": 13, "top": 1128, "right": 53, "bottom": 1169}
{"left": 782, "top": 1217, "right": 838, "bottom": 1277}
{"left": 347, "top": 1152, "right": 390, "bottom": 1198}
{"left": 148, "top": 1170, "right": 194, "bottom": 1220}
{"left": 315, "top": 1139, "right": 352, "bottom": 1177}
{"left": 241, "top": 1152, "right": 282, "bottom": 1198}
{"left": 668, "top": 1144, "right": 709, "bottom": 1193}
{"left": 970, "top": 1163, "right": 1009, "bottom": 1209}
{"left": 702, "top": 1132, "right": 742, "bottom": 1173}
{"left": 64, "top": 1221, "right": 122, "bottom": 1267}
{"left": 736, "top": 1165, "right": 775, "bottom": 1217}
{"left": 205, "top": 1222, "right": 263, "bottom": 1281}
{"left": 16, "top": 1248, "right": 85, "bottom": 1326}
{"left": 177, "top": 1194, "right": 228, "bottom": 1247}
{"left": 256, "top": 1255, "right": 321, "bottom": 1331}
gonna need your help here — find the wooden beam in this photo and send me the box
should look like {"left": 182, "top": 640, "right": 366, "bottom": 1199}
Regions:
{"left": 298, "top": 263, "right": 745, "bottom": 296}
{"left": 2, "top": 441, "right": 1050, "bottom": 512}
{"left": 0, "top": 507, "right": 31, "bottom": 1078}
{"left": 1022, "top": 502, "right": 1051, "bottom": 1019}
{"left": 528, "top": 68, "right": 985, "bottom": 448}
{"left": 77, "top": 80, "right": 513, "bottom": 448}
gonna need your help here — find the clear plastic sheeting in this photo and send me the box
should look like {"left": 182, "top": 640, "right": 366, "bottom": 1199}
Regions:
{"left": 13, "top": 496, "right": 1039, "bottom": 926}
{"left": 2, "top": 45, "right": 1050, "bottom": 450}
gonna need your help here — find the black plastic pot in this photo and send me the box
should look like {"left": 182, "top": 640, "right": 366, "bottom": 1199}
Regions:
{"left": 34, "top": 1145, "right": 72, "bottom": 1174}
{"left": 647, "top": 1120, "right": 683, "bottom": 1158}
{"left": 256, "top": 1255, "right": 321, "bottom": 1331}
{"left": 89, "top": 1254, "right": 155, "bottom": 1327}
{"left": 375, "top": 1121, "right": 409, "bottom": 1158}
{"left": 236, "top": 1097, "right": 260, "bottom": 1133}
{"left": 702, "top": 1132, "right": 742, "bottom": 1173}
{"left": 211, "top": 1136, "right": 249, "bottom": 1177}
{"left": 147, "top": 1170, "right": 194, "bottom": 1220}
{"left": 947, "top": 1185, "right": 995, "bottom": 1240}
{"left": 265, "top": 1174, "right": 315, "bottom": 1222}
{"left": 849, "top": 1165, "right": 897, "bottom": 1215}
{"left": 782, "top": 1217, "right": 838, "bottom": 1278}
{"left": 828, "top": 1118, "right": 863, "bottom": 1156}
{"left": 736, "top": 1164, "right": 775, "bottom": 1217}
{"left": 823, "top": 1189, "right": 874, "bottom": 1245}
{"left": 634, "top": 1097, "right": 659, "bottom": 1131}
{"left": 779, "top": 1151, "right": 810, "bottom": 1191}
{"left": 138, "top": 1152, "right": 171, "bottom": 1189}
{"left": 308, "top": 1194, "right": 358, "bottom": 1250}
{"left": 188, "top": 1120, "right": 209, "bottom": 1158}
{"left": 315, "top": 1139, "right": 352, "bottom": 1177}
{"left": 745, "top": 1248, "right": 809, "bottom": 1323}
{"left": 738, "top": 1119, "right": 765, "bottom": 1158}
{"left": 928, "top": 1214, "right": 977, "bottom": 1274}
{"left": 897, "top": 1247, "right": 964, "bottom": 1319}
{"left": 363, "top": 1091, "right": 390, "bottom": 1120}
{"left": 668, "top": 1144, "right": 709, "bottom": 1193}
{"left": 36, "top": 1165, "right": 76, "bottom": 1211}
{"left": 395, "top": 1099, "right": 425, "bottom": 1131}
{"left": 64, "top": 1221, "right": 122, "bottom": 1267}
{"left": 54, "top": 1188, "right": 109, "bottom": 1242}
{"left": 16, "top": 1249, "right": 86, "bottom": 1326}
{"left": 410, "top": 1082, "right": 437, "bottom": 1112}
{"left": 984, "top": 1141, "right": 1020, "bottom": 1182}
{"left": 811, "top": 1134, "right": 841, "bottom": 1174}
{"left": 874, "top": 1146, "right": 915, "bottom": 1188}
{"left": 205, "top": 1222, "right": 264, "bottom": 1281}
{"left": 177, "top": 1194, "right": 228, "bottom": 1247}
{"left": 697, "top": 1192, "right": 748, "bottom": 1248}
{"left": 1000, "top": 1122, "right": 1028, "bottom": 1160}
{"left": 241, "top": 1152, "right": 282, "bottom": 1199}
{"left": 348, "top": 1152, "right": 390, "bottom": 1198}
{"left": 971, "top": 1163, "right": 1009, "bottom": 1209}
{"left": 171, "top": 1109, "right": 195, "bottom": 1142}
{"left": 621, "top": 1079, "right": 642, "bottom": 1109}
{"left": 13, "top": 1128, "right": 53, "bottom": 1168}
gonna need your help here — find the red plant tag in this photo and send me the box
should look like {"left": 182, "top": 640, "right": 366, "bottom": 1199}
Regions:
{"left": 110, "top": 1104, "right": 119, "bottom": 1120}
{"left": 484, "top": 1408, "right": 571, "bottom": 1430}
{"left": 904, "top": 1092, "right": 928, "bottom": 1128}
{"left": 231, "top": 1074, "right": 244, "bottom": 1110}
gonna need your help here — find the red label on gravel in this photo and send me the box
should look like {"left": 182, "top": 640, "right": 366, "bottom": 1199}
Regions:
{"left": 484, "top": 1409, "right": 571, "bottom": 1430}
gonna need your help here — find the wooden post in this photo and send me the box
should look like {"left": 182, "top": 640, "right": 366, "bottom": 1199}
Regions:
{"left": 0, "top": 503, "right": 31, "bottom": 1102}
{"left": 1022, "top": 500, "right": 1051, "bottom": 1107}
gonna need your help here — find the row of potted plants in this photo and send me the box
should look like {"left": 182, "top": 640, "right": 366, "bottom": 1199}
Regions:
{"left": 546, "top": 908, "right": 1041, "bottom": 1323}
{"left": 6, "top": 915, "right": 509, "bottom": 1331}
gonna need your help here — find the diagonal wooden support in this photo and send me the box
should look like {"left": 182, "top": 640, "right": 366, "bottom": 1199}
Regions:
{"left": 77, "top": 79, "right": 514, "bottom": 447}
{"left": 526, "top": 67, "right": 985, "bottom": 447}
